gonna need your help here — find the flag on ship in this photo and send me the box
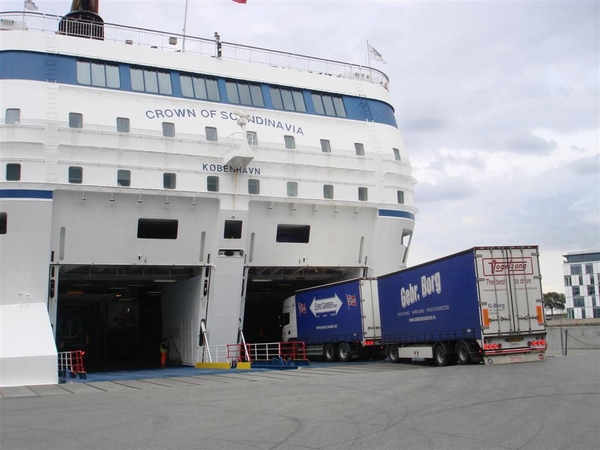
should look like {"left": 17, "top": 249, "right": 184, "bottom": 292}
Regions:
{"left": 368, "top": 43, "right": 385, "bottom": 63}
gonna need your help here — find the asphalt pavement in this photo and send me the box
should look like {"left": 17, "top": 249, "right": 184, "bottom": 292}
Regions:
{"left": 1, "top": 351, "right": 599, "bottom": 450}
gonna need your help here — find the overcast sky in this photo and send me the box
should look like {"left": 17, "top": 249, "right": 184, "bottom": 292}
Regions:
{"left": 8, "top": 0, "right": 599, "bottom": 292}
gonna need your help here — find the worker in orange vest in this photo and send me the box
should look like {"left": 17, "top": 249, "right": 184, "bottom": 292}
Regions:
{"left": 160, "top": 338, "right": 168, "bottom": 368}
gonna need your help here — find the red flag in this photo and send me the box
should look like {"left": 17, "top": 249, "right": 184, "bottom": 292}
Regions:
{"left": 232, "top": 0, "right": 247, "bottom": 3}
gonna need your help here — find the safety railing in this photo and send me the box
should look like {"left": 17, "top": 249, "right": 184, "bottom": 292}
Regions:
{"left": 197, "top": 341, "right": 307, "bottom": 364}
{"left": 0, "top": 11, "right": 389, "bottom": 87}
{"left": 227, "top": 341, "right": 307, "bottom": 362}
{"left": 58, "top": 350, "right": 87, "bottom": 380}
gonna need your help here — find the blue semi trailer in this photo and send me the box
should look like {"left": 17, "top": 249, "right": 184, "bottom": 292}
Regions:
{"left": 379, "top": 246, "right": 547, "bottom": 365}
{"left": 283, "top": 246, "right": 547, "bottom": 365}
{"left": 281, "top": 278, "right": 384, "bottom": 361}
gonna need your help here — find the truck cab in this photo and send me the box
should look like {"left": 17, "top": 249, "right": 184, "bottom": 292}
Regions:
{"left": 281, "top": 296, "right": 297, "bottom": 343}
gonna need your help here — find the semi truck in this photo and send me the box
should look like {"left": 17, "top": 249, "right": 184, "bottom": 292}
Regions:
{"left": 380, "top": 246, "right": 547, "bottom": 365}
{"left": 281, "top": 278, "right": 385, "bottom": 361}
{"left": 282, "top": 246, "right": 547, "bottom": 365}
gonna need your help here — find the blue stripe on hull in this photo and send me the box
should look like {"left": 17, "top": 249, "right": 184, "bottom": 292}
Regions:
{"left": 378, "top": 209, "right": 415, "bottom": 221}
{"left": 0, "top": 189, "right": 53, "bottom": 199}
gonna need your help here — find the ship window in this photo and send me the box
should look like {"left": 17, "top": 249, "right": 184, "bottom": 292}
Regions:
{"left": 180, "top": 75, "right": 220, "bottom": 101}
{"left": 276, "top": 224, "right": 310, "bottom": 243}
{"left": 205, "top": 127, "right": 218, "bottom": 141}
{"left": 322, "top": 95, "right": 336, "bottom": 116}
{"left": 270, "top": 87, "right": 306, "bottom": 112}
{"left": 332, "top": 97, "right": 346, "bottom": 117}
{"left": 323, "top": 184, "right": 334, "bottom": 199}
{"left": 5, "top": 108, "right": 20, "bottom": 124}
{"left": 0, "top": 212, "right": 6, "bottom": 234}
{"left": 224, "top": 220, "right": 243, "bottom": 239}
{"left": 130, "top": 68, "right": 172, "bottom": 95}
{"left": 358, "top": 187, "right": 368, "bottom": 201}
{"left": 164, "top": 173, "right": 176, "bottom": 189}
{"left": 69, "top": 113, "right": 83, "bottom": 129}
{"left": 284, "top": 135, "right": 296, "bottom": 149}
{"left": 207, "top": 176, "right": 219, "bottom": 192}
{"left": 68, "top": 166, "right": 83, "bottom": 184}
{"left": 248, "top": 179, "right": 260, "bottom": 194}
{"left": 116, "top": 117, "right": 130, "bottom": 133}
{"left": 77, "top": 61, "right": 120, "bottom": 88}
{"left": 247, "top": 131, "right": 258, "bottom": 146}
{"left": 162, "top": 122, "right": 175, "bottom": 137}
{"left": 117, "top": 169, "right": 131, "bottom": 187}
{"left": 157, "top": 71, "right": 173, "bottom": 95}
{"left": 354, "top": 143, "right": 365, "bottom": 156}
{"left": 393, "top": 148, "right": 401, "bottom": 161}
{"left": 312, "top": 93, "right": 346, "bottom": 117}
{"left": 137, "top": 218, "right": 178, "bottom": 239}
{"left": 106, "top": 65, "right": 121, "bottom": 88}
{"left": 320, "top": 139, "right": 331, "bottom": 153}
{"left": 144, "top": 70, "right": 159, "bottom": 93}
{"left": 397, "top": 190, "right": 405, "bottom": 204}
{"left": 287, "top": 182, "right": 298, "bottom": 197}
{"left": 226, "top": 81, "right": 264, "bottom": 107}
{"left": 91, "top": 62, "right": 106, "bottom": 87}
{"left": 6, "top": 164, "right": 21, "bottom": 181}
{"left": 206, "top": 79, "right": 220, "bottom": 101}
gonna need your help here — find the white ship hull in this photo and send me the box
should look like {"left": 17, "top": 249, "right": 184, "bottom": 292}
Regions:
{"left": 0, "top": 7, "right": 416, "bottom": 386}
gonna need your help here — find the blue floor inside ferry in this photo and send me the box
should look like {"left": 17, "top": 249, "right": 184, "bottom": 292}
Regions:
{"left": 61, "top": 365, "right": 251, "bottom": 383}
{"left": 61, "top": 359, "right": 309, "bottom": 383}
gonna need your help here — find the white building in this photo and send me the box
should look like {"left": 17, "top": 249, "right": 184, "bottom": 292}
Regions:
{"left": 563, "top": 250, "right": 600, "bottom": 319}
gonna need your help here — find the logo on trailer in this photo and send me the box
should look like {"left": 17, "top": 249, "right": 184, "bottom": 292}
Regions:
{"left": 346, "top": 294, "right": 357, "bottom": 308}
{"left": 483, "top": 258, "right": 533, "bottom": 276}
{"left": 310, "top": 294, "right": 342, "bottom": 317}
{"left": 298, "top": 302, "right": 307, "bottom": 315}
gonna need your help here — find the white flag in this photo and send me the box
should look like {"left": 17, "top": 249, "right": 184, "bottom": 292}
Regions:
{"left": 368, "top": 44, "right": 385, "bottom": 63}
{"left": 24, "top": 0, "right": 39, "bottom": 11}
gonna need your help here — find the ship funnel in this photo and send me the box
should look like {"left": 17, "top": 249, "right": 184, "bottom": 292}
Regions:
{"left": 59, "top": 0, "right": 104, "bottom": 40}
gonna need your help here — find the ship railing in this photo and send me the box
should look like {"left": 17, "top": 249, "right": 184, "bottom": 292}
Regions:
{"left": 197, "top": 341, "right": 307, "bottom": 364}
{"left": 1, "top": 11, "right": 389, "bottom": 87}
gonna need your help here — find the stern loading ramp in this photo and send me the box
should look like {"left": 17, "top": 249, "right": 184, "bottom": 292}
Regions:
{"left": 54, "top": 264, "right": 363, "bottom": 373}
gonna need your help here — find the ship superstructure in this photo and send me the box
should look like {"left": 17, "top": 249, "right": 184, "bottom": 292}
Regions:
{"left": 0, "top": 1, "right": 417, "bottom": 386}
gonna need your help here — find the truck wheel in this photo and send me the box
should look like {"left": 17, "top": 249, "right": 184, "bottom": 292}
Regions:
{"left": 338, "top": 342, "right": 351, "bottom": 362}
{"left": 387, "top": 345, "right": 400, "bottom": 363}
{"left": 434, "top": 344, "right": 449, "bottom": 367}
{"left": 456, "top": 341, "right": 471, "bottom": 365}
{"left": 323, "top": 343, "right": 337, "bottom": 362}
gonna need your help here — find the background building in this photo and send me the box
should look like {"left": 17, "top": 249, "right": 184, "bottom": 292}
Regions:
{"left": 563, "top": 250, "right": 600, "bottom": 319}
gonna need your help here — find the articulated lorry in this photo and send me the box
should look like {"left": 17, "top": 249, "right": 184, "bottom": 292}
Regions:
{"left": 282, "top": 246, "right": 547, "bottom": 365}
{"left": 281, "top": 278, "right": 384, "bottom": 361}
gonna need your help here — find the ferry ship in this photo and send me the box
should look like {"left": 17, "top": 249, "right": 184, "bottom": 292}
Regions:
{"left": 0, "top": 0, "right": 417, "bottom": 386}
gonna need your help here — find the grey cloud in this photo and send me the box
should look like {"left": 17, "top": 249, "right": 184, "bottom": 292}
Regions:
{"left": 567, "top": 154, "right": 600, "bottom": 176}
{"left": 503, "top": 131, "right": 558, "bottom": 154}
{"left": 415, "top": 177, "right": 476, "bottom": 203}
